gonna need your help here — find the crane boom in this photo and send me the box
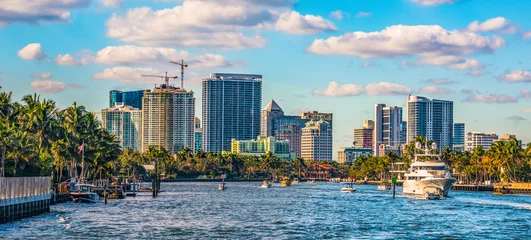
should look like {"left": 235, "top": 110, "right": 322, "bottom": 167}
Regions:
{"left": 141, "top": 71, "right": 177, "bottom": 85}
{"left": 170, "top": 59, "right": 188, "bottom": 89}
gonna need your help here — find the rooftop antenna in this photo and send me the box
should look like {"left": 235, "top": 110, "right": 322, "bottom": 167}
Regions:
{"left": 141, "top": 71, "right": 177, "bottom": 85}
{"left": 170, "top": 59, "right": 188, "bottom": 89}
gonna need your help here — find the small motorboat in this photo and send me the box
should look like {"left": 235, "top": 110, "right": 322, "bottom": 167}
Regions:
{"left": 424, "top": 187, "right": 442, "bottom": 200}
{"left": 377, "top": 183, "right": 392, "bottom": 191}
{"left": 218, "top": 184, "right": 227, "bottom": 190}
{"left": 308, "top": 179, "right": 316, "bottom": 184}
{"left": 340, "top": 183, "right": 356, "bottom": 193}
{"left": 291, "top": 179, "right": 299, "bottom": 185}
{"left": 70, "top": 184, "right": 100, "bottom": 203}
{"left": 280, "top": 177, "right": 292, "bottom": 187}
{"left": 261, "top": 180, "right": 271, "bottom": 188}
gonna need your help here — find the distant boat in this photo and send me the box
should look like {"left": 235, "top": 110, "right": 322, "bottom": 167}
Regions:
{"left": 280, "top": 177, "right": 292, "bottom": 187}
{"left": 308, "top": 179, "right": 316, "bottom": 184}
{"left": 377, "top": 183, "right": 392, "bottom": 191}
{"left": 219, "top": 178, "right": 227, "bottom": 190}
{"left": 292, "top": 179, "right": 299, "bottom": 185}
{"left": 340, "top": 182, "right": 356, "bottom": 193}
{"left": 261, "top": 180, "right": 271, "bottom": 188}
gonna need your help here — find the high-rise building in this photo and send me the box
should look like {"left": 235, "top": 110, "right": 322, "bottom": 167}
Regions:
{"left": 202, "top": 73, "right": 262, "bottom": 152}
{"left": 353, "top": 127, "right": 373, "bottom": 149}
{"left": 465, "top": 132, "right": 498, "bottom": 151}
{"left": 261, "top": 100, "right": 284, "bottom": 137}
{"left": 231, "top": 136, "right": 295, "bottom": 161}
{"left": 337, "top": 147, "right": 372, "bottom": 164}
{"left": 301, "top": 111, "right": 333, "bottom": 128}
{"left": 453, "top": 123, "right": 465, "bottom": 151}
{"left": 194, "top": 117, "right": 202, "bottom": 152}
{"left": 363, "top": 120, "right": 374, "bottom": 129}
{"left": 109, "top": 90, "right": 149, "bottom": 109}
{"left": 142, "top": 85, "right": 195, "bottom": 153}
{"left": 301, "top": 120, "right": 332, "bottom": 161}
{"left": 101, "top": 103, "right": 142, "bottom": 151}
{"left": 401, "top": 121, "right": 407, "bottom": 144}
{"left": 407, "top": 95, "right": 454, "bottom": 149}
{"left": 374, "top": 104, "right": 403, "bottom": 156}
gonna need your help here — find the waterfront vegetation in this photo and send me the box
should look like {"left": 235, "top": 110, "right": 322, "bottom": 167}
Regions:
{"left": 2, "top": 89, "right": 531, "bottom": 184}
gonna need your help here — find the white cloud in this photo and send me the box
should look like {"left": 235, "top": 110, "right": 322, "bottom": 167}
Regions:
{"left": 101, "top": 0, "right": 121, "bottom": 8}
{"left": 497, "top": 70, "right": 531, "bottom": 82}
{"left": 356, "top": 11, "right": 372, "bottom": 18}
{"left": 412, "top": 0, "right": 455, "bottom": 6}
{"left": 520, "top": 90, "right": 531, "bottom": 99}
{"left": 105, "top": 1, "right": 284, "bottom": 49}
{"left": 506, "top": 115, "right": 526, "bottom": 121}
{"left": 18, "top": 43, "right": 48, "bottom": 60}
{"left": 365, "top": 82, "right": 413, "bottom": 96}
{"left": 467, "top": 69, "right": 487, "bottom": 76}
{"left": 423, "top": 78, "right": 457, "bottom": 85}
{"left": 464, "top": 94, "right": 518, "bottom": 104}
{"left": 412, "top": 55, "right": 462, "bottom": 66}
{"left": 467, "top": 17, "right": 518, "bottom": 34}
{"left": 447, "top": 59, "right": 483, "bottom": 70}
{"left": 55, "top": 54, "right": 78, "bottom": 65}
{"left": 306, "top": 25, "right": 505, "bottom": 58}
{"left": 361, "top": 61, "right": 378, "bottom": 68}
{"left": 523, "top": 32, "right": 531, "bottom": 39}
{"left": 30, "top": 80, "right": 66, "bottom": 93}
{"left": 419, "top": 86, "right": 453, "bottom": 95}
{"left": 312, "top": 81, "right": 363, "bottom": 97}
{"left": 275, "top": 11, "right": 337, "bottom": 35}
{"left": 329, "top": 10, "right": 343, "bottom": 20}
{"left": 92, "top": 67, "right": 196, "bottom": 86}
{"left": 0, "top": 0, "right": 90, "bottom": 26}
{"left": 31, "top": 72, "right": 53, "bottom": 79}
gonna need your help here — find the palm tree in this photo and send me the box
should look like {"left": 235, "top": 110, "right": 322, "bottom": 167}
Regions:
{"left": 292, "top": 156, "right": 306, "bottom": 179}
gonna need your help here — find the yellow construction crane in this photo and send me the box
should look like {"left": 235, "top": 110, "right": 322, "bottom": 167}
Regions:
{"left": 170, "top": 59, "right": 188, "bottom": 89}
{"left": 141, "top": 71, "right": 177, "bottom": 86}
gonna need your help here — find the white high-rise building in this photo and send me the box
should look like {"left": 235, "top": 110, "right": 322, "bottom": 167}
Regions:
{"left": 407, "top": 95, "right": 454, "bottom": 149}
{"left": 142, "top": 85, "right": 195, "bottom": 153}
{"left": 465, "top": 132, "right": 499, "bottom": 151}
{"left": 301, "top": 120, "right": 332, "bottom": 161}
{"left": 374, "top": 104, "right": 403, "bottom": 156}
{"left": 101, "top": 104, "right": 142, "bottom": 151}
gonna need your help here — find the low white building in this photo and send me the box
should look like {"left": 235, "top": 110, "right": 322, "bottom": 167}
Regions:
{"left": 465, "top": 132, "right": 499, "bottom": 151}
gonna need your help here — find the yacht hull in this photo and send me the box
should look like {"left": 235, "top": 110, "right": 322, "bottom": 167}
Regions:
{"left": 403, "top": 178, "right": 456, "bottom": 197}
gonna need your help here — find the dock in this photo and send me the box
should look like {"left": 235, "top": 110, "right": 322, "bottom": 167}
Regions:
{"left": 0, "top": 177, "right": 51, "bottom": 223}
{"left": 494, "top": 182, "right": 531, "bottom": 194}
{"left": 452, "top": 184, "right": 494, "bottom": 192}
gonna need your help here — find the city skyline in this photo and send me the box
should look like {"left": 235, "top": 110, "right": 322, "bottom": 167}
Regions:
{"left": 2, "top": 0, "right": 531, "bottom": 155}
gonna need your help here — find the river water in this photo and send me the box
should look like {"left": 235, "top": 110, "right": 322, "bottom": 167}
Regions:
{"left": 1, "top": 182, "right": 531, "bottom": 239}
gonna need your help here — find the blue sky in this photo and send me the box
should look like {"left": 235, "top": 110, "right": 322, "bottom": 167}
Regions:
{"left": 1, "top": 0, "right": 531, "bottom": 155}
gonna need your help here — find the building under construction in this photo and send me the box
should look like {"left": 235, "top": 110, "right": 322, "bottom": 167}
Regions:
{"left": 142, "top": 84, "right": 195, "bottom": 154}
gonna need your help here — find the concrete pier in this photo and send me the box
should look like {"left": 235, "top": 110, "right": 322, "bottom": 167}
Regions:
{"left": 452, "top": 184, "right": 494, "bottom": 192}
{"left": 0, "top": 177, "right": 51, "bottom": 223}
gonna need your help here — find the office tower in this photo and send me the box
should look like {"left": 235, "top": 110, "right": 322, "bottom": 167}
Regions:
{"left": 301, "top": 120, "right": 332, "bottom": 161}
{"left": 353, "top": 127, "right": 373, "bottom": 149}
{"left": 465, "top": 132, "right": 499, "bottom": 151}
{"left": 109, "top": 90, "right": 149, "bottom": 109}
{"left": 337, "top": 147, "right": 372, "bottom": 164}
{"left": 401, "top": 121, "right": 407, "bottom": 144}
{"left": 407, "top": 95, "right": 454, "bottom": 149}
{"left": 101, "top": 104, "right": 142, "bottom": 151}
{"left": 374, "top": 104, "right": 403, "bottom": 156}
{"left": 202, "top": 73, "right": 262, "bottom": 152}
{"left": 453, "top": 123, "right": 465, "bottom": 151}
{"left": 498, "top": 134, "right": 522, "bottom": 147}
{"left": 194, "top": 117, "right": 202, "bottom": 152}
{"left": 142, "top": 85, "right": 195, "bottom": 153}
{"left": 261, "top": 100, "right": 284, "bottom": 137}
{"left": 301, "top": 111, "right": 333, "bottom": 128}
{"left": 231, "top": 136, "right": 295, "bottom": 161}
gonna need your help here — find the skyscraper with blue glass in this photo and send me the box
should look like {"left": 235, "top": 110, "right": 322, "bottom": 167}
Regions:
{"left": 202, "top": 73, "right": 262, "bottom": 152}
{"left": 109, "top": 90, "right": 149, "bottom": 109}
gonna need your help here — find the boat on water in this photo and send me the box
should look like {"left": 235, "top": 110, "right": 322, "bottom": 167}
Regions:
{"left": 70, "top": 184, "right": 100, "bottom": 203}
{"left": 308, "top": 179, "right": 316, "bottom": 184}
{"left": 261, "top": 180, "right": 271, "bottom": 188}
{"left": 218, "top": 183, "right": 227, "bottom": 190}
{"left": 424, "top": 187, "right": 442, "bottom": 200}
{"left": 377, "top": 183, "right": 392, "bottom": 191}
{"left": 403, "top": 142, "right": 456, "bottom": 197}
{"left": 292, "top": 179, "right": 299, "bottom": 185}
{"left": 280, "top": 177, "right": 292, "bottom": 187}
{"left": 340, "top": 182, "right": 356, "bottom": 193}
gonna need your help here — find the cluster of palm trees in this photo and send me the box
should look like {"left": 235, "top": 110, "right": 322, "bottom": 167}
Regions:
{"left": 119, "top": 147, "right": 310, "bottom": 180}
{"left": 0, "top": 89, "right": 120, "bottom": 182}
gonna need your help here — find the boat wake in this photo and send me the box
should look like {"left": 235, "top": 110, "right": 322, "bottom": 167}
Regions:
{"left": 458, "top": 198, "right": 531, "bottom": 210}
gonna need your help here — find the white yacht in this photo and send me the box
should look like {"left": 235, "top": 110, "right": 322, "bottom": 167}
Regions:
{"left": 340, "top": 182, "right": 356, "bottom": 193}
{"left": 403, "top": 142, "right": 456, "bottom": 197}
